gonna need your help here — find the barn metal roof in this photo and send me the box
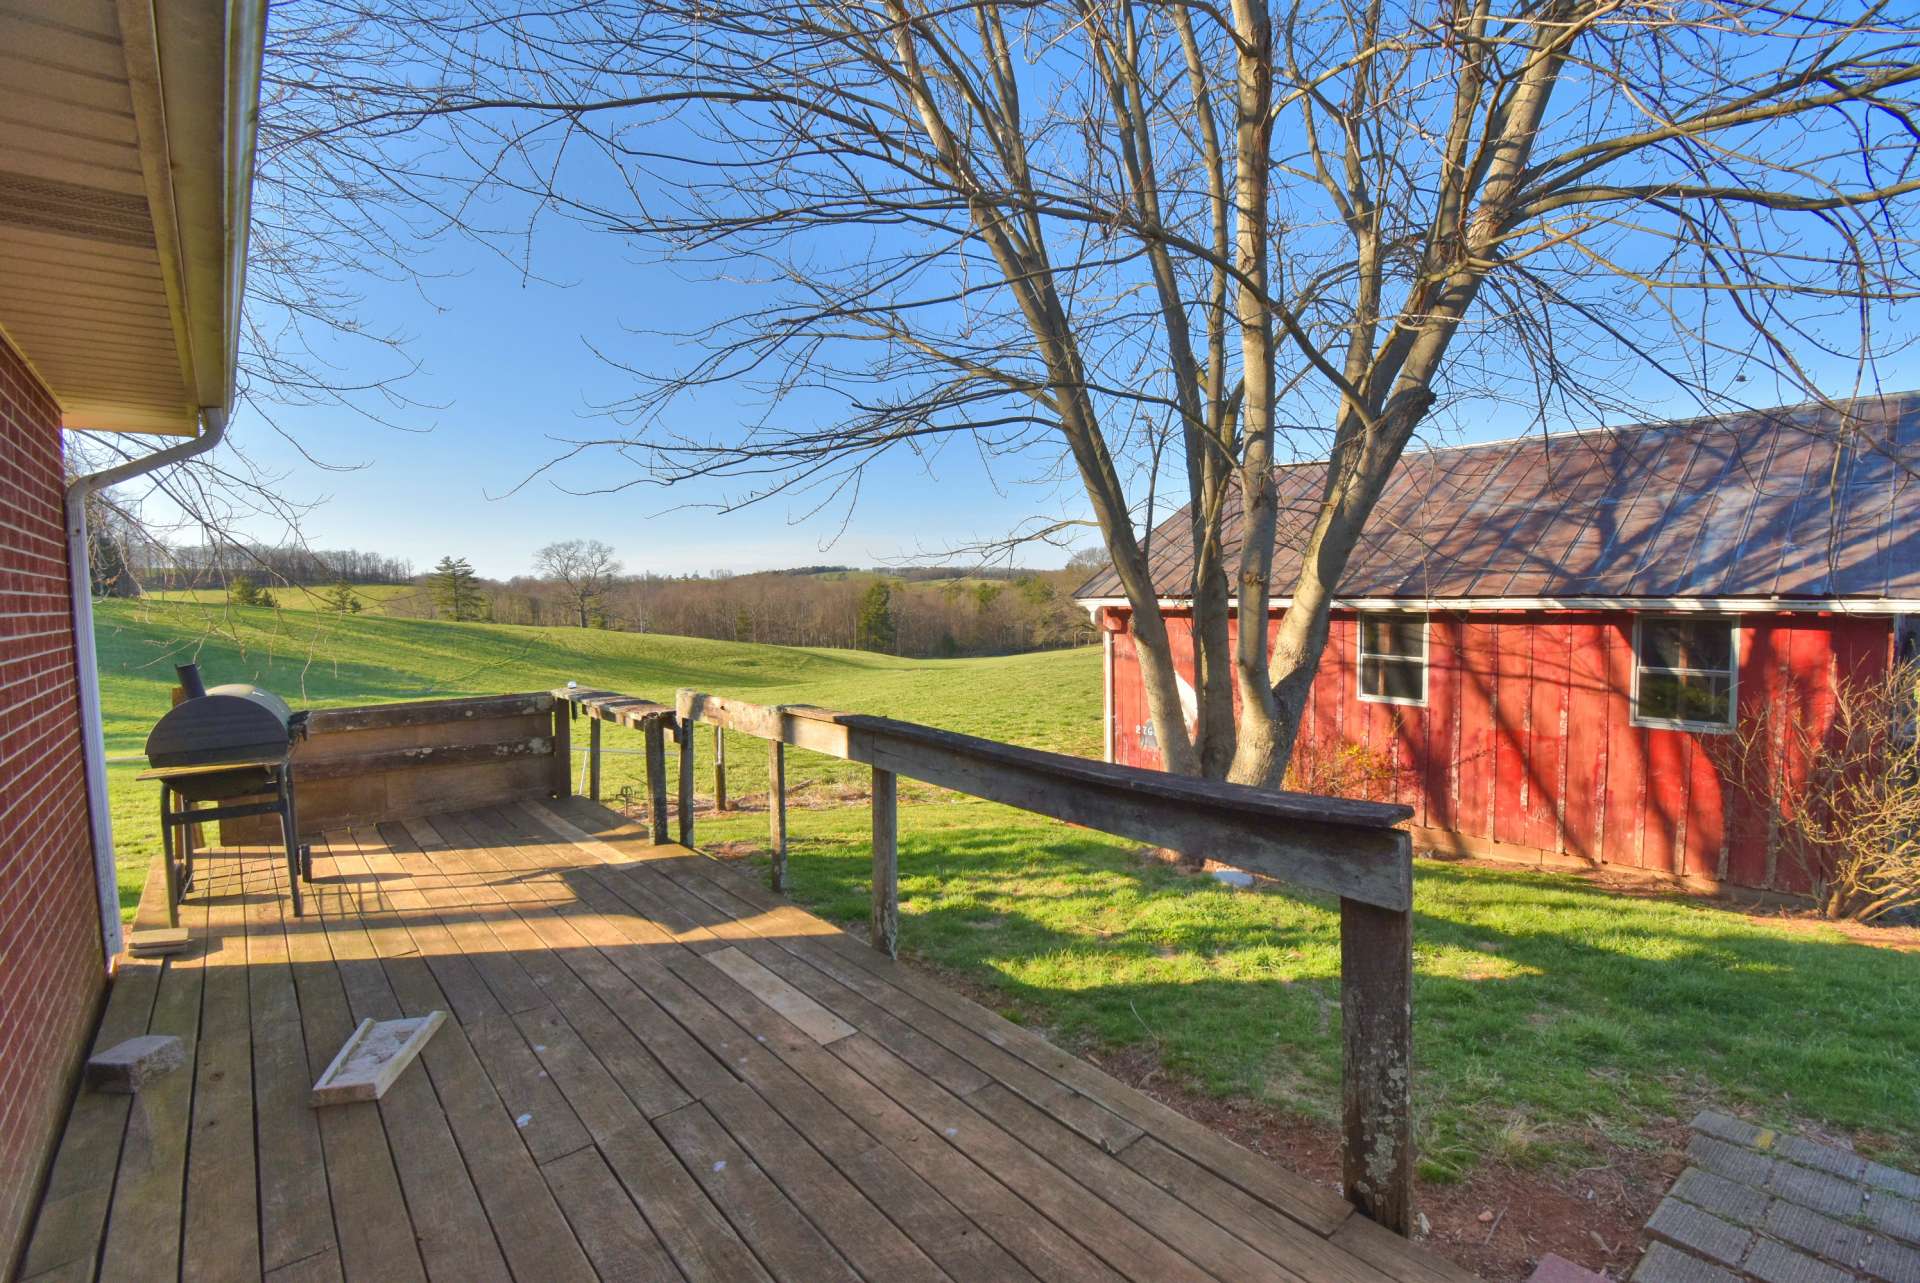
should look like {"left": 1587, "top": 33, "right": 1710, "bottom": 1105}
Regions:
{"left": 1074, "top": 392, "right": 1920, "bottom": 608}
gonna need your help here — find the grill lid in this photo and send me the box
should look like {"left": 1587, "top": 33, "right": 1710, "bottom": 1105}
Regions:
{"left": 145, "top": 681, "right": 298, "bottom": 769}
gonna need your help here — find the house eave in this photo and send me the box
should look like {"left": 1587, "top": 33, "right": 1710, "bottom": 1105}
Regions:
{"left": 0, "top": 0, "right": 265, "bottom": 438}
{"left": 1074, "top": 595, "right": 1920, "bottom": 618}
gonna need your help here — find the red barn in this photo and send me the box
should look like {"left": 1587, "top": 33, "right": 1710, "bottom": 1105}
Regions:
{"left": 1077, "top": 396, "right": 1920, "bottom": 896}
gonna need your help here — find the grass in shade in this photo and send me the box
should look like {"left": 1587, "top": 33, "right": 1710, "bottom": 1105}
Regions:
{"left": 98, "top": 596, "right": 1920, "bottom": 1180}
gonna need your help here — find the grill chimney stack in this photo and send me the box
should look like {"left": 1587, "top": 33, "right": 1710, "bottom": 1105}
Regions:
{"left": 176, "top": 663, "right": 207, "bottom": 700}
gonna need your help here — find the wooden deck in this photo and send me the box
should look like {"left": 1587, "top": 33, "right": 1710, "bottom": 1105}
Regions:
{"left": 22, "top": 798, "right": 1470, "bottom": 1283}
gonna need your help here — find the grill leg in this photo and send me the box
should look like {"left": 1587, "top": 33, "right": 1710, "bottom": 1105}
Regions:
{"left": 159, "top": 786, "right": 180, "bottom": 929}
{"left": 179, "top": 802, "right": 196, "bottom": 896}
{"left": 278, "top": 775, "right": 303, "bottom": 918}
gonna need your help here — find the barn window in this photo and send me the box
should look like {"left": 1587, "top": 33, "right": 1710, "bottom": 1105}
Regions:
{"left": 1634, "top": 616, "right": 1736, "bottom": 731}
{"left": 1357, "top": 613, "right": 1427, "bottom": 706}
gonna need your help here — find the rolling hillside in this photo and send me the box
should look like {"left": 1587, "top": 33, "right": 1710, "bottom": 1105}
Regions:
{"left": 97, "top": 597, "right": 1101, "bottom": 912}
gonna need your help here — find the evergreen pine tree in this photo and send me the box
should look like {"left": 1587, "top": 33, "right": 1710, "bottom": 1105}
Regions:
{"left": 323, "top": 580, "right": 362, "bottom": 613}
{"left": 855, "top": 579, "right": 896, "bottom": 652}
{"left": 429, "top": 556, "right": 484, "bottom": 621}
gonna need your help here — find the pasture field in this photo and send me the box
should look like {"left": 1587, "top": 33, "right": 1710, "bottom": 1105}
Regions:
{"left": 98, "top": 596, "right": 1920, "bottom": 1202}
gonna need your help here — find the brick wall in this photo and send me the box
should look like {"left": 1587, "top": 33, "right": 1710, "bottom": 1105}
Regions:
{"left": 0, "top": 334, "right": 106, "bottom": 1269}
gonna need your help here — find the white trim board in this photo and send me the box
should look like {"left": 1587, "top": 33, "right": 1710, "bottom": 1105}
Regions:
{"left": 1076, "top": 596, "right": 1920, "bottom": 618}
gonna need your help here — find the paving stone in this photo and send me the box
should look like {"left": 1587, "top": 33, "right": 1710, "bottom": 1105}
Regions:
{"left": 1673, "top": 1167, "right": 1771, "bottom": 1227}
{"left": 1866, "top": 1193, "right": 1920, "bottom": 1248}
{"left": 84, "top": 1034, "right": 187, "bottom": 1094}
{"left": 1694, "top": 1111, "right": 1773, "bottom": 1149}
{"left": 1868, "top": 1165, "right": 1920, "bottom": 1203}
{"left": 1691, "top": 1133, "right": 1778, "bottom": 1187}
{"left": 1769, "top": 1160, "right": 1869, "bottom": 1220}
{"left": 1634, "top": 1242, "right": 1744, "bottom": 1283}
{"left": 1777, "top": 1135, "right": 1871, "bottom": 1183}
{"left": 1765, "top": 1197, "right": 1873, "bottom": 1269}
{"left": 1863, "top": 1235, "right": 1920, "bottom": 1283}
{"left": 1649, "top": 1197, "right": 1755, "bottom": 1267}
{"left": 1528, "top": 1252, "right": 1611, "bottom": 1283}
{"left": 1743, "top": 1238, "right": 1857, "bottom": 1283}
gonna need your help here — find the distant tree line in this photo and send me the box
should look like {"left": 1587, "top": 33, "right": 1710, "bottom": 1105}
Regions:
{"left": 127, "top": 525, "right": 1103, "bottom": 658}
{"left": 387, "top": 553, "right": 1101, "bottom": 657}
{"left": 133, "top": 543, "right": 414, "bottom": 589}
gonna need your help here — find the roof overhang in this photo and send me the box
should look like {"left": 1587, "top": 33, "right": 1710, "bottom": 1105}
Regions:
{"left": 1075, "top": 596, "right": 1920, "bottom": 617}
{"left": 0, "top": 0, "right": 266, "bottom": 436}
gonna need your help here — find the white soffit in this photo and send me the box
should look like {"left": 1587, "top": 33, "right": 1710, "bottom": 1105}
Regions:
{"left": 0, "top": 0, "right": 262, "bottom": 436}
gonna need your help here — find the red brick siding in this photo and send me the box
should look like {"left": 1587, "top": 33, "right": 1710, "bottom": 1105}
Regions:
{"left": 0, "top": 334, "right": 106, "bottom": 1270}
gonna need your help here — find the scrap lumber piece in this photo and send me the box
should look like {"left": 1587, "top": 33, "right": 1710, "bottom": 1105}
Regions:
{"left": 128, "top": 928, "right": 192, "bottom": 956}
{"left": 311, "top": 1011, "right": 446, "bottom": 1106}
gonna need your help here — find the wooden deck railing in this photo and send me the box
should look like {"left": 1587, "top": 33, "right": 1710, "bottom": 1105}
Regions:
{"left": 555, "top": 684, "right": 1418, "bottom": 1234}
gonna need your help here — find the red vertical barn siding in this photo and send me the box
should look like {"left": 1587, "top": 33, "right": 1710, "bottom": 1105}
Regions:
{"left": 0, "top": 335, "right": 107, "bottom": 1269}
{"left": 1455, "top": 620, "right": 1498, "bottom": 841}
{"left": 1599, "top": 620, "right": 1647, "bottom": 869}
{"left": 1492, "top": 621, "right": 1532, "bottom": 848}
{"left": 1422, "top": 618, "right": 1460, "bottom": 833}
{"left": 1561, "top": 619, "right": 1611, "bottom": 863}
{"left": 1525, "top": 622, "right": 1571, "bottom": 853}
{"left": 1104, "top": 603, "right": 1893, "bottom": 895}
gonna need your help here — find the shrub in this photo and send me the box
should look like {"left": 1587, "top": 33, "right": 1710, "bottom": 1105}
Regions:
{"left": 1714, "top": 661, "right": 1919, "bottom": 922}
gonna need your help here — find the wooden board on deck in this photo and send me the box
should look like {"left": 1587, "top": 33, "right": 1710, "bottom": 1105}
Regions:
{"left": 24, "top": 798, "right": 1461, "bottom": 1283}
{"left": 311, "top": 1011, "right": 446, "bottom": 1106}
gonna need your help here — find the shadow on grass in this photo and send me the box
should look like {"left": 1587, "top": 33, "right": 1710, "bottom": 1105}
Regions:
{"left": 722, "top": 809, "right": 1920, "bottom": 1177}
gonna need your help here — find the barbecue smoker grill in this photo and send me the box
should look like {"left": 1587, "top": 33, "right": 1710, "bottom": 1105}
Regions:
{"left": 139, "top": 664, "right": 311, "bottom": 922}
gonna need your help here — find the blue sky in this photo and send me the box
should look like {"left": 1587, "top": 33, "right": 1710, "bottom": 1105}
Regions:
{"left": 215, "top": 29, "right": 1909, "bottom": 586}
{"left": 234, "top": 216, "right": 1093, "bottom": 581}
{"left": 239, "top": 207, "right": 1874, "bottom": 585}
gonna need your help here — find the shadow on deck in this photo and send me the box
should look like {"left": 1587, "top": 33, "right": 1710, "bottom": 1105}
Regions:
{"left": 21, "top": 797, "right": 1469, "bottom": 1282}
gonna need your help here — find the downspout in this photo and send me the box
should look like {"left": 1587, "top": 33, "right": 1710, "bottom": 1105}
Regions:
{"left": 65, "top": 406, "right": 230, "bottom": 963}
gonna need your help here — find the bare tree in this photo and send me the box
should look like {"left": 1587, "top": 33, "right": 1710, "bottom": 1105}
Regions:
{"left": 536, "top": 539, "right": 624, "bottom": 626}
{"left": 234, "top": 0, "right": 1920, "bottom": 784}
{"left": 68, "top": 1, "right": 449, "bottom": 611}
{"left": 1710, "top": 662, "right": 1920, "bottom": 923}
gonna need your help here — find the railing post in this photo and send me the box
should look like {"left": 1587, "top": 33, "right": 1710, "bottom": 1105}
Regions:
{"left": 677, "top": 720, "right": 696, "bottom": 847}
{"left": 768, "top": 740, "right": 788, "bottom": 891}
{"left": 588, "top": 715, "right": 602, "bottom": 801}
{"left": 870, "top": 767, "right": 898, "bottom": 957}
{"left": 1340, "top": 896, "right": 1413, "bottom": 1236}
{"left": 714, "top": 725, "right": 728, "bottom": 811}
{"left": 551, "top": 697, "right": 572, "bottom": 799}
{"left": 644, "top": 721, "right": 669, "bottom": 844}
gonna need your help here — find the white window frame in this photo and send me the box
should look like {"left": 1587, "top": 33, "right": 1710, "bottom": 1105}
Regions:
{"left": 1631, "top": 614, "right": 1739, "bottom": 733}
{"left": 1356, "top": 612, "right": 1429, "bottom": 707}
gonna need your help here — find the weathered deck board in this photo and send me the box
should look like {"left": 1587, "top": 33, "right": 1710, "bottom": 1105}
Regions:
{"left": 22, "top": 798, "right": 1468, "bottom": 1282}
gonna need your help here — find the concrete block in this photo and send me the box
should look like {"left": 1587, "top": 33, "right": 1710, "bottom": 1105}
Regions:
{"left": 1690, "top": 1133, "right": 1776, "bottom": 1187}
{"left": 1863, "top": 1235, "right": 1920, "bottom": 1283}
{"left": 1866, "top": 1163, "right": 1920, "bottom": 1202}
{"left": 1777, "top": 1135, "right": 1870, "bottom": 1182}
{"left": 85, "top": 1034, "right": 187, "bottom": 1094}
{"left": 1768, "top": 1160, "right": 1868, "bottom": 1220}
{"left": 1648, "top": 1197, "right": 1754, "bottom": 1267}
{"left": 1743, "top": 1238, "right": 1856, "bottom": 1283}
{"left": 1527, "top": 1253, "right": 1609, "bottom": 1283}
{"left": 1866, "top": 1193, "right": 1920, "bottom": 1248}
{"left": 1672, "top": 1167, "right": 1770, "bottom": 1227}
{"left": 1633, "top": 1242, "right": 1743, "bottom": 1283}
{"left": 1692, "top": 1111, "right": 1771, "bottom": 1149}
{"left": 1764, "top": 1197, "right": 1871, "bottom": 1269}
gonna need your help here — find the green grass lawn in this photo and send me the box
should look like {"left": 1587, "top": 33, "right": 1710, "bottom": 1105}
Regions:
{"left": 140, "top": 582, "right": 424, "bottom": 615}
{"left": 703, "top": 796, "right": 1920, "bottom": 1179}
{"left": 98, "top": 597, "right": 1920, "bottom": 1181}
{"left": 97, "top": 596, "right": 1098, "bottom": 912}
